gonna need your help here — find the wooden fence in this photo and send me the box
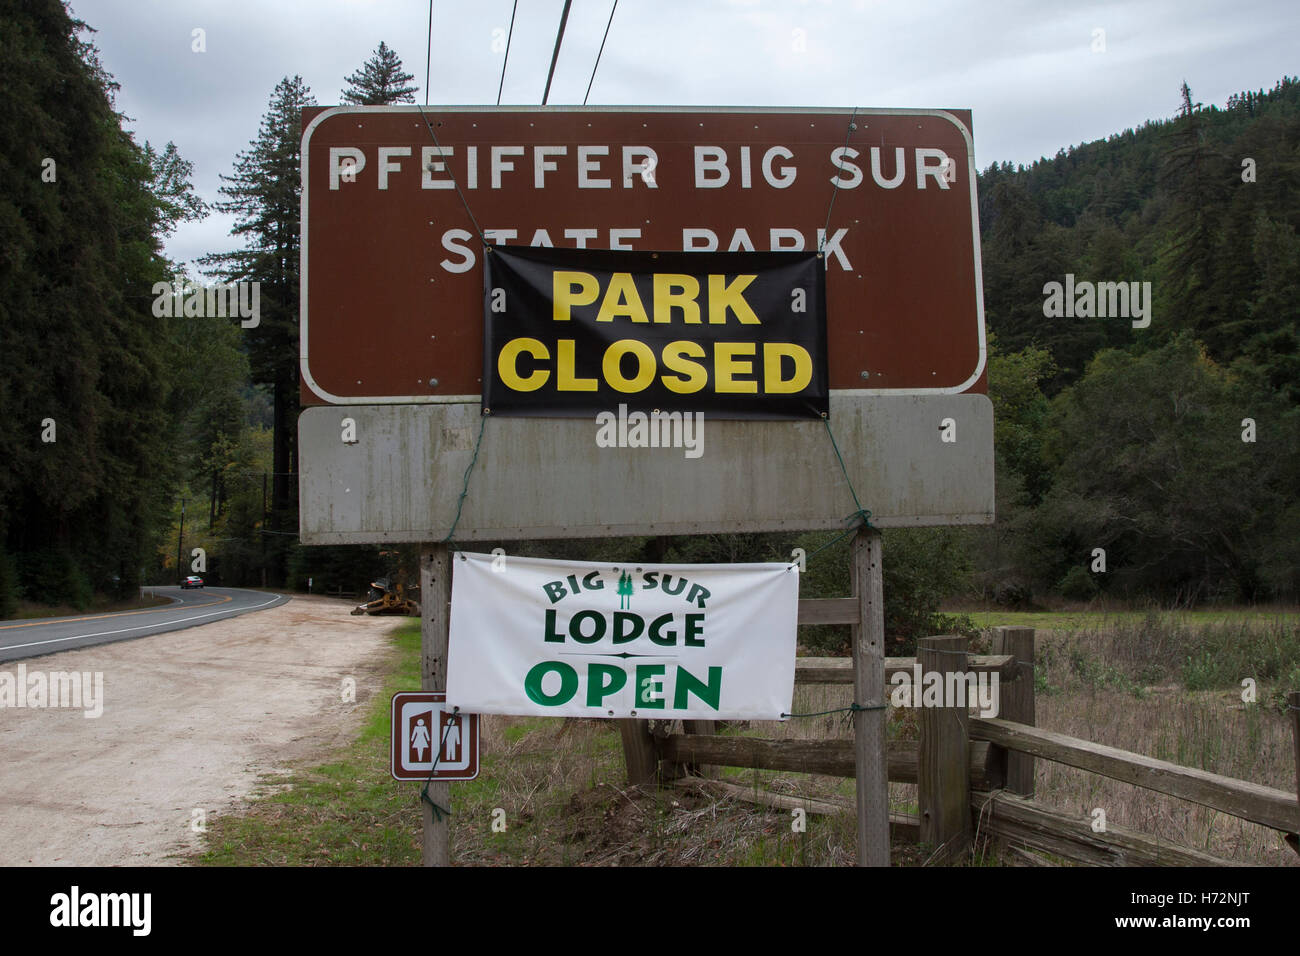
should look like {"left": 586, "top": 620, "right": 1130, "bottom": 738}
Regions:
{"left": 618, "top": 622, "right": 1300, "bottom": 866}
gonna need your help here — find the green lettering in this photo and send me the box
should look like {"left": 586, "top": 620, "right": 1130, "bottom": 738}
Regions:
{"left": 683, "top": 613, "right": 705, "bottom": 647}
{"left": 648, "top": 612, "right": 676, "bottom": 646}
{"left": 544, "top": 609, "right": 565, "bottom": 642}
{"left": 612, "top": 612, "right": 644, "bottom": 644}
{"left": 685, "top": 583, "right": 711, "bottom": 608}
{"left": 673, "top": 665, "right": 721, "bottom": 710}
{"left": 524, "top": 661, "right": 578, "bottom": 706}
{"left": 586, "top": 663, "right": 627, "bottom": 706}
{"left": 569, "top": 610, "right": 606, "bottom": 644}
{"left": 635, "top": 664, "right": 666, "bottom": 709}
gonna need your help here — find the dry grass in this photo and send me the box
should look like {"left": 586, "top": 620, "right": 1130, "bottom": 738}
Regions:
{"left": 447, "top": 682, "right": 938, "bottom": 866}
{"left": 198, "top": 613, "right": 1299, "bottom": 866}
{"left": 449, "top": 709, "right": 874, "bottom": 866}
{"left": 1029, "top": 619, "right": 1300, "bottom": 866}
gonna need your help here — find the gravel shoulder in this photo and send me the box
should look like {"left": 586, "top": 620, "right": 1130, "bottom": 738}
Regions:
{"left": 0, "top": 595, "right": 399, "bottom": 866}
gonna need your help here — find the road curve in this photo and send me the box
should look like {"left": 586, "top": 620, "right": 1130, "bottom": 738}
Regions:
{"left": 0, "top": 587, "right": 290, "bottom": 663}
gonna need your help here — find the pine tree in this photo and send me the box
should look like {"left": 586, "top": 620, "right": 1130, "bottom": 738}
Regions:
{"left": 0, "top": 0, "right": 205, "bottom": 600}
{"left": 1158, "top": 81, "right": 1227, "bottom": 341}
{"left": 341, "top": 42, "right": 418, "bottom": 105}
{"left": 200, "top": 76, "right": 316, "bottom": 586}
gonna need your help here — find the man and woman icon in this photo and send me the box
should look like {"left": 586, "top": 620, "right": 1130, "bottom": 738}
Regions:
{"left": 410, "top": 712, "right": 461, "bottom": 764}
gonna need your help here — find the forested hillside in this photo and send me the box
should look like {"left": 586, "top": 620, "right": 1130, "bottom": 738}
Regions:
{"left": 971, "top": 77, "right": 1300, "bottom": 606}
{"left": 0, "top": 1, "right": 216, "bottom": 611}
{"left": 979, "top": 77, "right": 1300, "bottom": 395}
{"left": 1, "top": 0, "right": 1295, "bottom": 618}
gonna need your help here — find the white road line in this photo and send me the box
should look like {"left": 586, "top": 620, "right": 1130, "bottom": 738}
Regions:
{"left": 0, "top": 594, "right": 286, "bottom": 653}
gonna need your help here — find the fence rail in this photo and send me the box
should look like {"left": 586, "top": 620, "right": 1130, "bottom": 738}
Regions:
{"left": 619, "top": 624, "right": 1300, "bottom": 867}
{"left": 970, "top": 716, "right": 1300, "bottom": 834}
{"left": 795, "top": 654, "right": 1015, "bottom": 683}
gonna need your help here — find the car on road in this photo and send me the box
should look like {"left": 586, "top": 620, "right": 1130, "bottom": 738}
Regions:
{"left": 181, "top": 575, "right": 204, "bottom": 589}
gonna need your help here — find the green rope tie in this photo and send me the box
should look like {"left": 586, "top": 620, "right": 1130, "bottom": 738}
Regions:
{"left": 823, "top": 417, "right": 872, "bottom": 526}
{"left": 441, "top": 413, "right": 489, "bottom": 550}
{"left": 418, "top": 707, "right": 461, "bottom": 822}
{"left": 421, "top": 785, "right": 452, "bottom": 823}
{"left": 782, "top": 702, "right": 888, "bottom": 718}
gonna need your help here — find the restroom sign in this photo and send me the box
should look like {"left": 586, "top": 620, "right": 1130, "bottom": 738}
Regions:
{"left": 390, "top": 692, "right": 480, "bottom": 781}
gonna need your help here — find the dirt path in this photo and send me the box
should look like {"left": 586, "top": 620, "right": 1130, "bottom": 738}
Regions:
{"left": 0, "top": 596, "right": 400, "bottom": 866}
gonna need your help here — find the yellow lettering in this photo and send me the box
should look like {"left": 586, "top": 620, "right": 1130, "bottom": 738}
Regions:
{"left": 762, "top": 343, "right": 812, "bottom": 393}
{"left": 497, "top": 338, "right": 550, "bottom": 391}
{"left": 714, "top": 342, "right": 757, "bottom": 392}
{"left": 661, "top": 341, "right": 708, "bottom": 393}
{"left": 707, "top": 274, "right": 759, "bottom": 324}
{"left": 652, "top": 274, "right": 701, "bottom": 324}
{"left": 553, "top": 271, "right": 600, "bottom": 321}
{"left": 596, "top": 273, "right": 649, "bottom": 323}
{"left": 602, "top": 339, "right": 657, "bottom": 392}
{"left": 556, "top": 339, "right": 597, "bottom": 391}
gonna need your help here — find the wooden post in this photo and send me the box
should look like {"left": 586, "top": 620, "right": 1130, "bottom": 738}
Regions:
{"left": 1290, "top": 691, "right": 1300, "bottom": 799}
{"left": 918, "top": 635, "right": 972, "bottom": 863}
{"left": 619, "top": 719, "right": 658, "bottom": 786}
{"left": 852, "top": 527, "right": 889, "bottom": 866}
{"left": 991, "top": 626, "right": 1036, "bottom": 797}
{"left": 421, "top": 545, "right": 453, "bottom": 867}
{"left": 681, "top": 720, "right": 719, "bottom": 779}
{"left": 1288, "top": 691, "right": 1300, "bottom": 858}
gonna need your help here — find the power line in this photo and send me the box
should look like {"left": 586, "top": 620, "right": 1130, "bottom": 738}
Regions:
{"left": 541, "top": 0, "right": 573, "bottom": 106}
{"left": 424, "top": 0, "right": 434, "bottom": 106}
{"left": 497, "top": 0, "right": 518, "bottom": 106}
{"left": 414, "top": 105, "right": 487, "bottom": 243}
{"left": 583, "top": 0, "right": 619, "bottom": 106}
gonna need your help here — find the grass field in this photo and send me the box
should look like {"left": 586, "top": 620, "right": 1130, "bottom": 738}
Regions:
{"left": 950, "top": 606, "right": 1300, "bottom": 631}
{"left": 194, "top": 610, "right": 1300, "bottom": 866}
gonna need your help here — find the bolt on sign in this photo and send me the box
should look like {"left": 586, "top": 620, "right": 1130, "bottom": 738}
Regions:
{"left": 484, "top": 247, "right": 828, "bottom": 418}
{"left": 299, "top": 106, "right": 986, "bottom": 406}
{"left": 445, "top": 553, "right": 799, "bottom": 720}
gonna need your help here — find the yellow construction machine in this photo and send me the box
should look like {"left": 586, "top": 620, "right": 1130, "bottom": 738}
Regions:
{"left": 350, "top": 575, "right": 421, "bottom": 616}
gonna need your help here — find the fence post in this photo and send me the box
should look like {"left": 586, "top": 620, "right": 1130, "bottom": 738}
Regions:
{"left": 991, "top": 626, "right": 1036, "bottom": 797}
{"left": 619, "top": 719, "right": 658, "bottom": 786}
{"left": 1288, "top": 691, "right": 1300, "bottom": 858}
{"left": 681, "top": 720, "right": 719, "bottom": 778}
{"left": 1291, "top": 691, "right": 1300, "bottom": 799}
{"left": 852, "top": 527, "right": 889, "bottom": 866}
{"left": 918, "top": 635, "right": 971, "bottom": 863}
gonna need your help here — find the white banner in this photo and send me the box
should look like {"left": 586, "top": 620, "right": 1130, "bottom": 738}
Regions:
{"left": 446, "top": 552, "right": 799, "bottom": 720}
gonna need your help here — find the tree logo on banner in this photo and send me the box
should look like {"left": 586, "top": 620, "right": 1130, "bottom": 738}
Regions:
{"left": 616, "top": 569, "right": 634, "bottom": 609}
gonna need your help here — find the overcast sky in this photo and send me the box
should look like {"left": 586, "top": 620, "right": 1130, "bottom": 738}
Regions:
{"left": 67, "top": 0, "right": 1297, "bottom": 272}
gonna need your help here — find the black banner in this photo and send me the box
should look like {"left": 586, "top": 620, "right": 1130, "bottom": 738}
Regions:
{"left": 482, "top": 247, "right": 828, "bottom": 419}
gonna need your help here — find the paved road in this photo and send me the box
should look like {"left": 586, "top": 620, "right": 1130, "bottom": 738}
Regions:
{"left": 0, "top": 587, "right": 289, "bottom": 663}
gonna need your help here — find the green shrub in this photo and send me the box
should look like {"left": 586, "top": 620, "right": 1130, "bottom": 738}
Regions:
{"left": 0, "top": 549, "right": 19, "bottom": 618}
{"left": 1058, "top": 564, "right": 1099, "bottom": 601}
{"left": 16, "top": 548, "right": 93, "bottom": 611}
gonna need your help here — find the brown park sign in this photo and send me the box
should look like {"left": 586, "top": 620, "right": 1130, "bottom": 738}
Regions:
{"left": 299, "top": 106, "right": 986, "bottom": 406}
